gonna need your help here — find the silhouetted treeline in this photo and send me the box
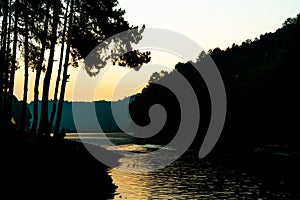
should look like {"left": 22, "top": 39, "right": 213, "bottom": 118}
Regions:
{"left": 129, "top": 14, "right": 300, "bottom": 149}
{"left": 0, "top": 0, "right": 150, "bottom": 136}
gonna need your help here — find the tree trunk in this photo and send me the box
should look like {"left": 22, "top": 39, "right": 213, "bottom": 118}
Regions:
{"left": 39, "top": 0, "right": 60, "bottom": 136}
{"left": 20, "top": 0, "right": 29, "bottom": 132}
{"left": 49, "top": 0, "right": 70, "bottom": 132}
{"left": 30, "top": 2, "right": 50, "bottom": 134}
{"left": 0, "top": 0, "right": 8, "bottom": 49}
{"left": 6, "top": 0, "right": 19, "bottom": 128}
{"left": 2, "top": 0, "right": 12, "bottom": 113}
{"left": 0, "top": 0, "right": 9, "bottom": 128}
{"left": 54, "top": 0, "right": 74, "bottom": 136}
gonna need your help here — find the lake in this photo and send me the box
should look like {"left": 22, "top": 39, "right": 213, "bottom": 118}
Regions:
{"left": 65, "top": 132, "right": 290, "bottom": 199}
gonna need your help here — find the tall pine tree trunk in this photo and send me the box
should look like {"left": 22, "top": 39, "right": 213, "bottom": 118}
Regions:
{"left": 54, "top": 0, "right": 74, "bottom": 136}
{"left": 31, "top": 2, "right": 50, "bottom": 134}
{"left": 20, "top": 0, "right": 29, "bottom": 132}
{"left": 0, "top": 0, "right": 8, "bottom": 49}
{"left": 39, "top": 0, "right": 60, "bottom": 135}
{"left": 0, "top": 0, "right": 8, "bottom": 52}
{"left": 49, "top": 0, "right": 70, "bottom": 131}
{"left": 3, "top": 0, "right": 12, "bottom": 113}
{"left": 0, "top": 0, "right": 9, "bottom": 128}
{"left": 6, "top": 0, "right": 19, "bottom": 128}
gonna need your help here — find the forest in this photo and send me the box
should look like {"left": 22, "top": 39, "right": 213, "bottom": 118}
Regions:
{"left": 1, "top": 0, "right": 299, "bottom": 155}
{"left": 129, "top": 13, "right": 300, "bottom": 151}
{"left": 1, "top": 0, "right": 300, "bottom": 198}
{"left": 0, "top": 0, "right": 149, "bottom": 136}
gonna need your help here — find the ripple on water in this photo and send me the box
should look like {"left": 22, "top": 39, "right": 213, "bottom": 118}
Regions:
{"left": 107, "top": 145, "right": 290, "bottom": 200}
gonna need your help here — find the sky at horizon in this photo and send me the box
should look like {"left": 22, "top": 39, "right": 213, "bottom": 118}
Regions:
{"left": 14, "top": 0, "right": 300, "bottom": 102}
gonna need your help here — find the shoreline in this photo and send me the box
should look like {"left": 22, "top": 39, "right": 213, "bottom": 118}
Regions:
{"left": 2, "top": 131, "right": 118, "bottom": 199}
{"left": 3, "top": 130, "right": 299, "bottom": 199}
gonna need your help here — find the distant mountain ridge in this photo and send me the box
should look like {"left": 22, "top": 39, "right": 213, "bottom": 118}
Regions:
{"left": 28, "top": 95, "right": 136, "bottom": 132}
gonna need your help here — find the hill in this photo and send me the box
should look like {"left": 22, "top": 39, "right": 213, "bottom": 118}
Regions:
{"left": 27, "top": 95, "right": 136, "bottom": 133}
{"left": 129, "top": 13, "right": 300, "bottom": 148}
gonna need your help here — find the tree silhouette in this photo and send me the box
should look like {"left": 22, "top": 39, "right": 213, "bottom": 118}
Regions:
{"left": 129, "top": 14, "right": 300, "bottom": 149}
{"left": 51, "top": 0, "right": 151, "bottom": 135}
{"left": 49, "top": 0, "right": 70, "bottom": 134}
{"left": 1, "top": 0, "right": 150, "bottom": 134}
{"left": 19, "top": 0, "right": 29, "bottom": 132}
{"left": 5, "top": 0, "right": 19, "bottom": 128}
{"left": 38, "top": 0, "right": 61, "bottom": 135}
{"left": 53, "top": 0, "right": 74, "bottom": 136}
{"left": 0, "top": 0, "right": 10, "bottom": 128}
{"left": 31, "top": 1, "right": 50, "bottom": 134}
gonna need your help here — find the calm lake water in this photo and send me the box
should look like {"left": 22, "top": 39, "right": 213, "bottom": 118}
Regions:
{"left": 66, "top": 133, "right": 289, "bottom": 200}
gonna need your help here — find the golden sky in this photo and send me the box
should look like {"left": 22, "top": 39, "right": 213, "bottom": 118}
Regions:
{"left": 13, "top": 0, "right": 300, "bottom": 102}
{"left": 14, "top": 49, "right": 184, "bottom": 102}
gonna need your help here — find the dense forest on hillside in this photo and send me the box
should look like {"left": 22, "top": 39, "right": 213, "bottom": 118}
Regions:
{"left": 129, "top": 14, "right": 300, "bottom": 150}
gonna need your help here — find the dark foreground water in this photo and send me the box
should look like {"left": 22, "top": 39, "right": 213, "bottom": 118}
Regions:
{"left": 66, "top": 133, "right": 290, "bottom": 200}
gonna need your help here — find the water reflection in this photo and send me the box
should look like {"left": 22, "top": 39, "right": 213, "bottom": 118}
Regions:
{"left": 65, "top": 133, "right": 289, "bottom": 199}
{"left": 109, "top": 148, "right": 288, "bottom": 200}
